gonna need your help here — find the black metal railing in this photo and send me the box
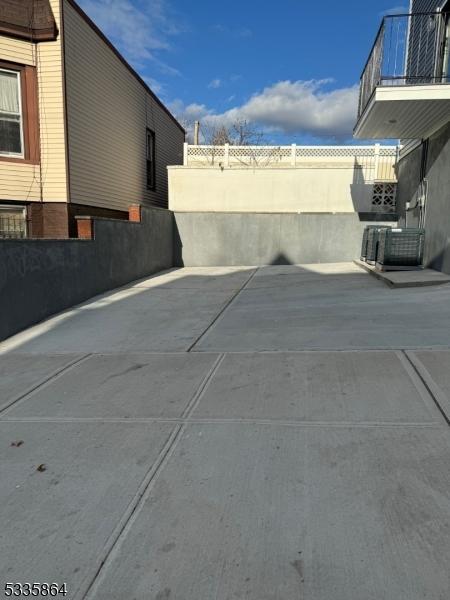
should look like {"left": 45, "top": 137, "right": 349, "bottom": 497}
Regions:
{"left": 358, "top": 12, "right": 449, "bottom": 119}
{"left": 0, "top": 215, "right": 27, "bottom": 238}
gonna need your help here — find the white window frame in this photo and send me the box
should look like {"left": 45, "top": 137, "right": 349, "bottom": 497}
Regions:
{"left": 0, "top": 67, "right": 25, "bottom": 158}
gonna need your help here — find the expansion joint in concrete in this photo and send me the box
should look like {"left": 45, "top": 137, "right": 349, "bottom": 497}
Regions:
{"left": 78, "top": 353, "right": 225, "bottom": 600}
{"left": 186, "top": 268, "right": 259, "bottom": 352}
{"left": 402, "top": 350, "right": 450, "bottom": 427}
{"left": 0, "top": 354, "right": 92, "bottom": 416}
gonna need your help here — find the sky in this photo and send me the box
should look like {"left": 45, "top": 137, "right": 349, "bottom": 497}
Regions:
{"left": 78, "top": 0, "right": 410, "bottom": 144}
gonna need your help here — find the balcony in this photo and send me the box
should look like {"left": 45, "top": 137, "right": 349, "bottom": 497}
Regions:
{"left": 354, "top": 12, "right": 450, "bottom": 139}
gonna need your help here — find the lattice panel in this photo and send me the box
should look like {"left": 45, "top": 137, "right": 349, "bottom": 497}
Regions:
{"left": 187, "top": 147, "right": 225, "bottom": 157}
{"left": 371, "top": 182, "right": 397, "bottom": 212}
{"left": 228, "top": 147, "right": 290, "bottom": 157}
{"left": 228, "top": 147, "right": 291, "bottom": 166}
{"left": 296, "top": 147, "right": 375, "bottom": 157}
{"left": 379, "top": 147, "right": 398, "bottom": 157}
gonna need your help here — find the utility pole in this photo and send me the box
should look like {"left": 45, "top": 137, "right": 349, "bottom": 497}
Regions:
{"left": 194, "top": 120, "right": 200, "bottom": 145}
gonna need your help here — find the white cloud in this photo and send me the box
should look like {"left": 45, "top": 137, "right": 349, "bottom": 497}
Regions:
{"left": 78, "top": 0, "right": 183, "bottom": 74}
{"left": 170, "top": 100, "right": 211, "bottom": 121}
{"left": 173, "top": 79, "right": 359, "bottom": 140}
{"left": 208, "top": 78, "right": 222, "bottom": 89}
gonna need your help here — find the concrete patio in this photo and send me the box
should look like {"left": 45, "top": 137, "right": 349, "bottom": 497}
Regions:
{"left": 2, "top": 263, "right": 450, "bottom": 599}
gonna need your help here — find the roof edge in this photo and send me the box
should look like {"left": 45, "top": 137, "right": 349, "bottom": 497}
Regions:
{"left": 65, "top": 0, "right": 185, "bottom": 135}
{"left": 0, "top": 0, "right": 58, "bottom": 42}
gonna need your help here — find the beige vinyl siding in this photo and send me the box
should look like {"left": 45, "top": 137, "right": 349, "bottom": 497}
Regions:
{"left": 62, "top": 0, "right": 184, "bottom": 211}
{"left": 0, "top": 0, "right": 68, "bottom": 204}
{"left": 0, "top": 163, "right": 41, "bottom": 201}
{"left": 36, "top": 0, "right": 68, "bottom": 202}
{"left": 0, "top": 38, "right": 39, "bottom": 202}
{"left": 0, "top": 37, "right": 35, "bottom": 65}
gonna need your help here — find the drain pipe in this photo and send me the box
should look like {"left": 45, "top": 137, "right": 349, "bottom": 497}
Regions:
{"left": 418, "top": 140, "right": 429, "bottom": 229}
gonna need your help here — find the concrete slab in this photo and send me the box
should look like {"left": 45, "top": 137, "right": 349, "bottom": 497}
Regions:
{"left": 0, "top": 353, "right": 84, "bottom": 412}
{"left": 87, "top": 423, "right": 450, "bottom": 600}
{"left": 1, "top": 287, "right": 235, "bottom": 354}
{"left": 247, "top": 263, "right": 368, "bottom": 290}
{"left": 3, "top": 264, "right": 450, "bottom": 599}
{"left": 0, "top": 421, "right": 175, "bottom": 597}
{"left": 254, "top": 262, "right": 364, "bottom": 278}
{"left": 407, "top": 350, "right": 450, "bottom": 421}
{"left": 132, "top": 267, "right": 256, "bottom": 291}
{"left": 192, "top": 351, "right": 441, "bottom": 423}
{"left": 194, "top": 274, "right": 450, "bottom": 351}
{"left": 247, "top": 269, "right": 378, "bottom": 292}
{"left": 356, "top": 260, "right": 450, "bottom": 287}
{"left": 7, "top": 353, "right": 218, "bottom": 419}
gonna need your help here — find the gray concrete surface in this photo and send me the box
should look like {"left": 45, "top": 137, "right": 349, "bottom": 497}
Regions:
{"left": 0, "top": 286, "right": 240, "bottom": 353}
{"left": 86, "top": 424, "right": 450, "bottom": 600}
{"left": 173, "top": 212, "right": 396, "bottom": 266}
{"left": 355, "top": 260, "right": 450, "bottom": 287}
{"left": 192, "top": 351, "right": 441, "bottom": 423}
{"left": 0, "top": 353, "right": 83, "bottom": 412}
{"left": 406, "top": 350, "right": 450, "bottom": 423}
{"left": 194, "top": 264, "right": 450, "bottom": 351}
{"left": 0, "top": 421, "right": 176, "bottom": 597}
{"left": 2, "top": 263, "right": 450, "bottom": 600}
{"left": 7, "top": 353, "right": 218, "bottom": 419}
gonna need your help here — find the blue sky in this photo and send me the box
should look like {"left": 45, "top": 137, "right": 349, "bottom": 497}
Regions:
{"left": 78, "top": 0, "right": 409, "bottom": 143}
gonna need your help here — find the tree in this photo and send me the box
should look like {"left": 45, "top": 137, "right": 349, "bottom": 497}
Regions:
{"left": 182, "top": 118, "right": 265, "bottom": 146}
{"left": 229, "top": 119, "right": 265, "bottom": 146}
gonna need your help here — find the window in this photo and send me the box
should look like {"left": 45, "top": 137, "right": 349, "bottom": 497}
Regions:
{"left": 0, "top": 68, "right": 23, "bottom": 157}
{"left": 146, "top": 128, "right": 156, "bottom": 190}
{"left": 0, "top": 205, "right": 27, "bottom": 238}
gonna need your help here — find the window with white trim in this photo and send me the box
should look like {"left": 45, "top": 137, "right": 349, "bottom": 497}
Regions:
{"left": 0, "top": 68, "right": 23, "bottom": 156}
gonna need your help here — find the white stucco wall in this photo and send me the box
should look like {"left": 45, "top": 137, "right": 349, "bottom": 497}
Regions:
{"left": 168, "top": 166, "right": 376, "bottom": 213}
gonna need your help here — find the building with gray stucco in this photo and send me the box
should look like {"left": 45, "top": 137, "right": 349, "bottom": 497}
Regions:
{"left": 354, "top": 0, "right": 450, "bottom": 272}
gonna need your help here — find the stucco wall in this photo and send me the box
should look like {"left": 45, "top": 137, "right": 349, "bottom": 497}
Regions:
{"left": 173, "top": 212, "right": 396, "bottom": 267}
{"left": 396, "top": 142, "right": 423, "bottom": 228}
{"left": 0, "top": 207, "right": 173, "bottom": 341}
{"left": 396, "top": 121, "right": 450, "bottom": 272}
{"left": 168, "top": 166, "right": 376, "bottom": 214}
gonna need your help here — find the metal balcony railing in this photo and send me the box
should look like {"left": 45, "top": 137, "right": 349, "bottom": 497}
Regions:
{"left": 358, "top": 12, "right": 450, "bottom": 119}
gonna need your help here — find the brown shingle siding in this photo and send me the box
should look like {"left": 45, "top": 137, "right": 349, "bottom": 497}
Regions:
{"left": 0, "top": 0, "right": 58, "bottom": 41}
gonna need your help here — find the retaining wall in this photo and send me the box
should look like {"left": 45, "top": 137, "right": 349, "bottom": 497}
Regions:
{"left": 0, "top": 207, "right": 173, "bottom": 341}
{"left": 173, "top": 212, "right": 396, "bottom": 267}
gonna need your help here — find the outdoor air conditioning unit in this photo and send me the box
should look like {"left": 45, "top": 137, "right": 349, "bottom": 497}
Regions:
{"left": 361, "top": 226, "right": 391, "bottom": 265}
{"left": 376, "top": 228, "right": 425, "bottom": 270}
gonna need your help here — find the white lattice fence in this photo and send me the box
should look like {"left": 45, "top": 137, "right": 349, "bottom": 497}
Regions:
{"left": 184, "top": 143, "right": 399, "bottom": 182}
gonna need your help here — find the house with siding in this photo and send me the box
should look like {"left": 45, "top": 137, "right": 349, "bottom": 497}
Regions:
{"left": 354, "top": 0, "right": 450, "bottom": 272}
{"left": 0, "top": 0, "right": 185, "bottom": 238}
